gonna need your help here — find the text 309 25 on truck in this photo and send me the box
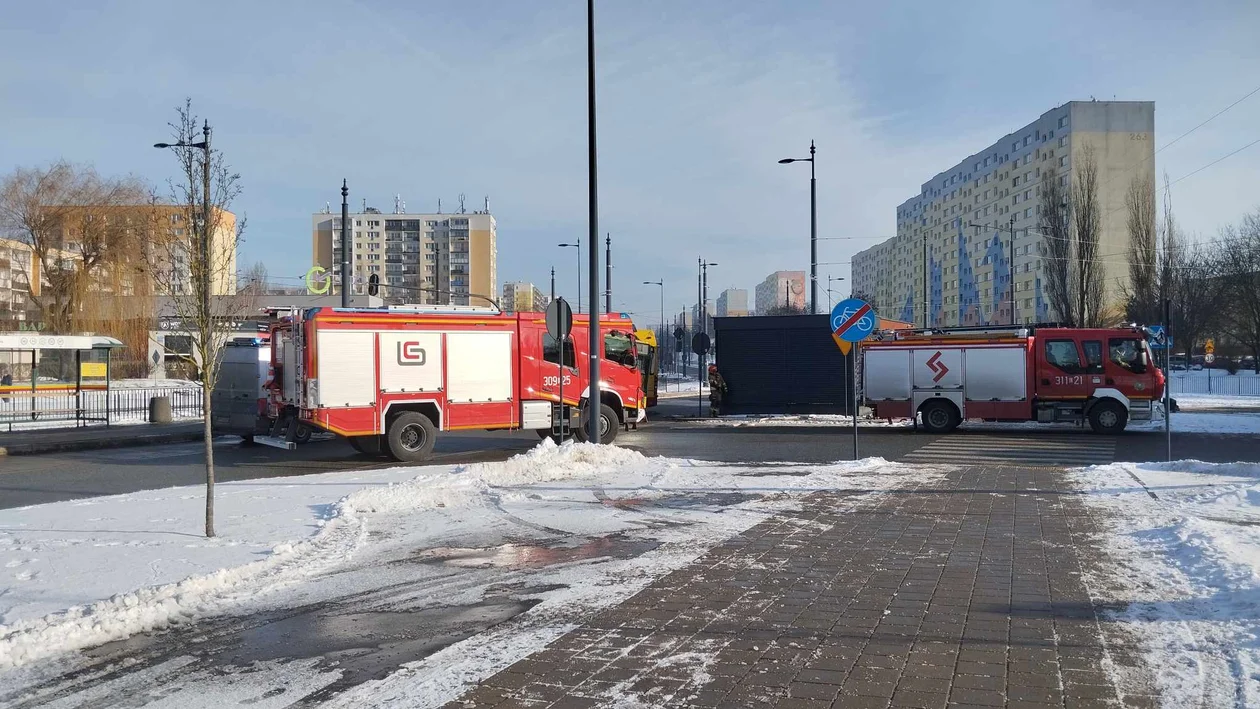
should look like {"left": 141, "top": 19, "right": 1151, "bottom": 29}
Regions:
{"left": 863, "top": 325, "right": 1164, "bottom": 434}
{"left": 262, "top": 305, "right": 647, "bottom": 461}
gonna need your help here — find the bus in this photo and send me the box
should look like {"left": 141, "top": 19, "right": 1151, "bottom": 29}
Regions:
{"left": 633, "top": 329, "right": 659, "bottom": 407}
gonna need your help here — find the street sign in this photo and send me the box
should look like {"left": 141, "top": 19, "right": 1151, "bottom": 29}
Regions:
{"left": 1205, "top": 353, "right": 1216, "bottom": 364}
{"left": 673, "top": 327, "right": 685, "bottom": 340}
{"left": 545, "top": 298, "right": 573, "bottom": 339}
{"left": 1148, "top": 325, "right": 1170, "bottom": 350}
{"left": 1205, "top": 339, "right": 1216, "bottom": 355}
{"left": 305, "top": 266, "right": 331, "bottom": 295}
{"left": 829, "top": 298, "right": 876, "bottom": 356}
{"left": 367, "top": 273, "right": 380, "bottom": 296}
{"left": 691, "top": 332, "right": 710, "bottom": 356}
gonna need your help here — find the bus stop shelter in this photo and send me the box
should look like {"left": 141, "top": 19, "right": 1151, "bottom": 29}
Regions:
{"left": 0, "top": 333, "right": 124, "bottom": 430}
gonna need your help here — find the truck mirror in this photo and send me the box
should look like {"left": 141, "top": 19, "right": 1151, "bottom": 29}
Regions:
{"left": 1138, "top": 350, "right": 1149, "bottom": 370}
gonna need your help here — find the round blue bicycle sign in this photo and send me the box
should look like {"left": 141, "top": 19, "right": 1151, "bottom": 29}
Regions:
{"left": 830, "top": 298, "right": 876, "bottom": 343}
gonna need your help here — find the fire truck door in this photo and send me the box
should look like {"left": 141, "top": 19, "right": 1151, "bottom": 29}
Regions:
{"left": 1038, "top": 338, "right": 1092, "bottom": 400}
{"left": 541, "top": 332, "right": 578, "bottom": 404}
{"left": 1103, "top": 335, "right": 1154, "bottom": 399}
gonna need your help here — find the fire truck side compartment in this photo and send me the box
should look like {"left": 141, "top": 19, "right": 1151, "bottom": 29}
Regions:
{"left": 445, "top": 332, "right": 513, "bottom": 403}
{"left": 379, "top": 332, "right": 443, "bottom": 393}
{"left": 864, "top": 349, "right": 910, "bottom": 401}
{"left": 962, "top": 347, "right": 1026, "bottom": 401}
{"left": 315, "top": 331, "right": 375, "bottom": 407}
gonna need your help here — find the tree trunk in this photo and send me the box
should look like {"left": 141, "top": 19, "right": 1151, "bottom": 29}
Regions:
{"left": 203, "top": 381, "right": 215, "bottom": 538}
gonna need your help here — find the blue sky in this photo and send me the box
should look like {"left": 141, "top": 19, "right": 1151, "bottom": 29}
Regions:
{"left": 2, "top": 0, "right": 1258, "bottom": 324}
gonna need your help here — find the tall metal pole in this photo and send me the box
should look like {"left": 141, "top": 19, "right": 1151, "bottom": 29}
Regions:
{"left": 199, "top": 121, "right": 214, "bottom": 538}
{"left": 697, "top": 258, "right": 703, "bottom": 402}
{"left": 1164, "top": 297, "right": 1172, "bottom": 461}
{"left": 922, "top": 235, "right": 928, "bottom": 327}
{"left": 605, "top": 233, "right": 612, "bottom": 314}
{"left": 809, "top": 140, "right": 817, "bottom": 314}
{"left": 340, "top": 179, "right": 350, "bottom": 307}
{"left": 702, "top": 263, "right": 709, "bottom": 336}
{"left": 586, "top": 0, "right": 601, "bottom": 445}
{"left": 550, "top": 267, "right": 555, "bottom": 301}
{"left": 576, "top": 240, "right": 582, "bottom": 314}
{"left": 1009, "top": 215, "right": 1017, "bottom": 325}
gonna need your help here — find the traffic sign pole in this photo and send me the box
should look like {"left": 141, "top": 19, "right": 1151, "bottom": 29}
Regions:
{"left": 829, "top": 298, "right": 876, "bottom": 461}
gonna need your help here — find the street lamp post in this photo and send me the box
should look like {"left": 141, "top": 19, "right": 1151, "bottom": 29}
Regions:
{"left": 779, "top": 141, "right": 817, "bottom": 314}
{"left": 558, "top": 241, "right": 581, "bottom": 313}
{"left": 584, "top": 0, "right": 601, "bottom": 445}
{"left": 154, "top": 121, "right": 212, "bottom": 353}
{"left": 826, "top": 275, "right": 846, "bottom": 310}
{"left": 644, "top": 279, "right": 664, "bottom": 381}
{"left": 696, "top": 259, "right": 717, "bottom": 381}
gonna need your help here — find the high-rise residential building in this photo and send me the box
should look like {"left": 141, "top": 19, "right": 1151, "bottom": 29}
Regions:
{"left": 716, "top": 288, "right": 749, "bottom": 317}
{"left": 852, "top": 100, "right": 1155, "bottom": 327}
{"left": 754, "top": 271, "right": 806, "bottom": 314}
{"left": 311, "top": 202, "right": 497, "bottom": 307}
{"left": 501, "top": 281, "right": 548, "bottom": 313}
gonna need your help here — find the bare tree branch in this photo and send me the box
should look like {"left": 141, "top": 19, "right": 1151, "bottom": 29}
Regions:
{"left": 1037, "top": 166, "right": 1073, "bottom": 324}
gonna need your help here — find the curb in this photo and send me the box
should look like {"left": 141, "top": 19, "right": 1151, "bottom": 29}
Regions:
{"left": 0, "top": 427, "right": 203, "bottom": 456}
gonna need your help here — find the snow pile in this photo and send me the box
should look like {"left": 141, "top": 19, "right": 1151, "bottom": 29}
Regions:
{"left": 1074, "top": 460, "right": 1260, "bottom": 705}
{"left": 0, "top": 442, "right": 660, "bottom": 669}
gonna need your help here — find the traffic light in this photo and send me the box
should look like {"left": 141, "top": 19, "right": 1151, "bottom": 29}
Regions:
{"left": 368, "top": 273, "right": 380, "bottom": 296}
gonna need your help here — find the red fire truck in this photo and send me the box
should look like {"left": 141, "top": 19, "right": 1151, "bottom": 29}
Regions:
{"left": 862, "top": 325, "right": 1164, "bottom": 434}
{"left": 262, "top": 305, "right": 647, "bottom": 461}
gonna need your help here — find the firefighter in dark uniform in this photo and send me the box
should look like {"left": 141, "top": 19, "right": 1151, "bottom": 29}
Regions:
{"left": 707, "top": 364, "right": 727, "bottom": 417}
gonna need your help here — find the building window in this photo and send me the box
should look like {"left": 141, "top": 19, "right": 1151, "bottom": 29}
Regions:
{"left": 1059, "top": 156, "right": 1068, "bottom": 167}
{"left": 1025, "top": 208, "right": 1032, "bottom": 218}
{"left": 1059, "top": 136, "right": 1068, "bottom": 148}
{"left": 1023, "top": 136, "right": 1031, "bottom": 147}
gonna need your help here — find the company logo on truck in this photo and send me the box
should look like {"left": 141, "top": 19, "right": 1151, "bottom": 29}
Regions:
{"left": 397, "top": 341, "right": 427, "bottom": 366}
{"left": 926, "top": 351, "right": 949, "bottom": 382}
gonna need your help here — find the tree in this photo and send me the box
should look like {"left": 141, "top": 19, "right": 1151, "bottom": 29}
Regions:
{"left": 0, "top": 162, "right": 149, "bottom": 335}
{"left": 1070, "top": 145, "right": 1107, "bottom": 327}
{"left": 1156, "top": 178, "right": 1224, "bottom": 363}
{"left": 240, "top": 261, "right": 269, "bottom": 295}
{"left": 148, "top": 100, "right": 247, "bottom": 538}
{"left": 1038, "top": 166, "right": 1073, "bottom": 324}
{"left": 1123, "top": 174, "right": 1158, "bottom": 324}
{"left": 1218, "top": 210, "right": 1260, "bottom": 373}
{"left": 763, "top": 303, "right": 806, "bottom": 316}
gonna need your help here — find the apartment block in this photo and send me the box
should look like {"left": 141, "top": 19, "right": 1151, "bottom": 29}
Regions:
{"left": 312, "top": 202, "right": 496, "bottom": 307}
{"left": 716, "top": 288, "right": 749, "bottom": 317}
{"left": 852, "top": 100, "right": 1155, "bottom": 327}
{"left": 501, "top": 281, "right": 548, "bottom": 314}
{"left": 754, "top": 271, "right": 806, "bottom": 314}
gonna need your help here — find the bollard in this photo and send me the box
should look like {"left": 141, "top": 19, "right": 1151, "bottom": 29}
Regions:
{"left": 148, "top": 396, "right": 173, "bottom": 424}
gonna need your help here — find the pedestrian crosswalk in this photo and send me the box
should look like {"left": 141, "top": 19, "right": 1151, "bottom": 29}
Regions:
{"left": 900, "top": 433, "right": 1116, "bottom": 467}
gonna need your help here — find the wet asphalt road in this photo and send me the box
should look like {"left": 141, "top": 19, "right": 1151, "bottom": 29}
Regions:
{"left": 4, "top": 395, "right": 1260, "bottom": 510}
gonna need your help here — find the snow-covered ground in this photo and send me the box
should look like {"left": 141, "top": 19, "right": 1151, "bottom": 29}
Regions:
{"left": 1074, "top": 460, "right": 1260, "bottom": 707}
{"left": 0, "top": 442, "right": 947, "bottom": 705}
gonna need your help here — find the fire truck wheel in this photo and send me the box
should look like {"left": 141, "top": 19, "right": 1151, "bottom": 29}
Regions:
{"left": 294, "top": 424, "right": 313, "bottom": 444}
{"left": 574, "top": 403, "right": 619, "bottom": 444}
{"left": 919, "top": 400, "right": 960, "bottom": 434}
{"left": 348, "top": 435, "right": 385, "bottom": 456}
{"left": 1088, "top": 400, "right": 1128, "bottom": 434}
{"left": 387, "top": 412, "right": 438, "bottom": 462}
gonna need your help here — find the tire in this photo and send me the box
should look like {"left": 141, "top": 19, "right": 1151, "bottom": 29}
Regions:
{"left": 348, "top": 435, "right": 385, "bottom": 456}
{"left": 919, "top": 400, "right": 960, "bottom": 434}
{"left": 1088, "top": 400, "right": 1128, "bottom": 434}
{"left": 574, "top": 402, "right": 620, "bottom": 444}
{"left": 294, "top": 424, "right": 313, "bottom": 444}
{"left": 386, "top": 411, "right": 438, "bottom": 462}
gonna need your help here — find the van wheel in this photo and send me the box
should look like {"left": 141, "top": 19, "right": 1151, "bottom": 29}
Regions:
{"left": 1089, "top": 400, "right": 1128, "bottom": 434}
{"left": 387, "top": 412, "right": 438, "bottom": 462}
{"left": 294, "top": 424, "right": 313, "bottom": 444}
{"left": 919, "top": 400, "right": 960, "bottom": 434}
{"left": 574, "top": 403, "right": 619, "bottom": 444}
{"left": 348, "top": 435, "right": 385, "bottom": 456}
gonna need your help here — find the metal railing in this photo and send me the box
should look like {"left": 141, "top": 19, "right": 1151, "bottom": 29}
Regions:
{"left": 1168, "top": 371, "right": 1260, "bottom": 397}
{"left": 0, "top": 384, "right": 203, "bottom": 431}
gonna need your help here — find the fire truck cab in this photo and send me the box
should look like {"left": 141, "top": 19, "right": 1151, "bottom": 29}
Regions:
{"left": 863, "top": 325, "right": 1164, "bottom": 434}
{"left": 263, "top": 305, "right": 647, "bottom": 461}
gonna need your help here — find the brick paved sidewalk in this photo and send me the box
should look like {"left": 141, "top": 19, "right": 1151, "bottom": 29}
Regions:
{"left": 447, "top": 466, "right": 1156, "bottom": 709}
